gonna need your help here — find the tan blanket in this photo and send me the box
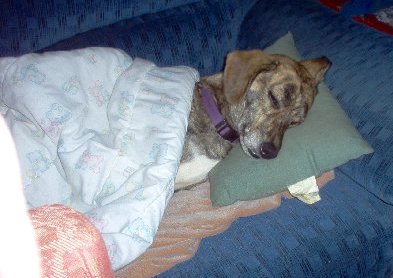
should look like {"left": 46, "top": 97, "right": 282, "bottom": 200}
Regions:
{"left": 115, "top": 171, "right": 334, "bottom": 277}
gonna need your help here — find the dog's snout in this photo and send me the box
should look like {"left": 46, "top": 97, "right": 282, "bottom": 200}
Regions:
{"left": 247, "top": 142, "right": 278, "bottom": 159}
{"left": 247, "top": 148, "right": 260, "bottom": 159}
{"left": 260, "top": 142, "right": 278, "bottom": 159}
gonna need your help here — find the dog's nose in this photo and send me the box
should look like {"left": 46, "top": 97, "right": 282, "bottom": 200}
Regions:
{"left": 247, "top": 148, "right": 261, "bottom": 159}
{"left": 260, "top": 142, "right": 278, "bottom": 159}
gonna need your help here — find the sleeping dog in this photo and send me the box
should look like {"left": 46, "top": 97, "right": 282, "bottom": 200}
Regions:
{"left": 175, "top": 50, "right": 331, "bottom": 190}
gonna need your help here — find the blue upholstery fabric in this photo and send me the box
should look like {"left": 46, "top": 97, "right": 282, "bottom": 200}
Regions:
{"left": 0, "top": 0, "right": 199, "bottom": 56}
{"left": 238, "top": 0, "right": 393, "bottom": 205}
{"left": 342, "top": 0, "right": 393, "bottom": 16}
{"left": 39, "top": 0, "right": 257, "bottom": 76}
{"left": 159, "top": 171, "right": 393, "bottom": 277}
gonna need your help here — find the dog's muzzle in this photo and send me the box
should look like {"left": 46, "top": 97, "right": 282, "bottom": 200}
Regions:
{"left": 248, "top": 142, "right": 278, "bottom": 159}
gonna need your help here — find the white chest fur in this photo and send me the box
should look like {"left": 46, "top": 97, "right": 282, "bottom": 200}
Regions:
{"left": 175, "top": 155, "right": 219, "bottom": 190}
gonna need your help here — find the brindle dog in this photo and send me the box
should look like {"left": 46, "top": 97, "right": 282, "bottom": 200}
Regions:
{"left": 175, "top": 50, "right": 331, "bottom": 190}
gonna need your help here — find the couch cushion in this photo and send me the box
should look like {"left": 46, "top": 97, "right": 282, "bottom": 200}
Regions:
{"left": 159, "top": 170, "right": 393, "bottom": 277}
{"left": 0, "top": 0, "right": 199, "bottom": 56}
{"left": 40, "top": 0, "right": 258, "bottom": 76}
{"left": 341, "top": 0, "right": 393, "bottom": 16}
{"left": 238, "top": 0, "right": 393, "bottom": 204}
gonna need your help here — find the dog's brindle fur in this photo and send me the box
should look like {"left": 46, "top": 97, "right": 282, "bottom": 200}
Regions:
{"left": 175, "top": 50, "right": 331, "bottom": 190}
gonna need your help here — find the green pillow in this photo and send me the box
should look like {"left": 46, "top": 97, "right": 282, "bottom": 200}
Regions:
{"left": 209, "top": 32, "right": 374, "bottom": 207}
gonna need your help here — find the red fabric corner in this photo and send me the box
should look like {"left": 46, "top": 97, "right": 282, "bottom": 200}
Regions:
{"left": 320, "top": 0, "right": 350, "bottom": 12}
{"left": 353, "top": 15, "right": 393, "bottom": 36}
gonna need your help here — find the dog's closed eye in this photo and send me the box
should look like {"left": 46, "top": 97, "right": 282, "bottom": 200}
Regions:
{"left": 284, "top": 85, "right": 294, "bottom": 102}
{"left": 268, "top": 90, "right": 280, "bottom": 109}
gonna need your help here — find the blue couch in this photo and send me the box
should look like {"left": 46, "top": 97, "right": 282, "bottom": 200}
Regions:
{"left": 2, "top": 0, "right": 393, "bottom": 277}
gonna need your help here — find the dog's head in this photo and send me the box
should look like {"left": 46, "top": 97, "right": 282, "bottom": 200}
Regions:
{"left": 220, "top": 50, "right": 331, "bottom": 159}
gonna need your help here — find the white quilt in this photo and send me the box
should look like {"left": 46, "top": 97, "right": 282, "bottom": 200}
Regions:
{"left": 0, "top": 47, "right": 199, "bottom": 270}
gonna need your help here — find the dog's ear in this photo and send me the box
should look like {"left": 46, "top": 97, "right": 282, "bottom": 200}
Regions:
{"left": 223, "top": 50, "right": 274, "bottom": 104}
{"left": 300, "top": 57, "right": 331, "bottom": 84}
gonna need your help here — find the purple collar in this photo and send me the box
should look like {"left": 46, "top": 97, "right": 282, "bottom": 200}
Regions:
{"left": 199, "top": 87, "right": 240, "bottom": 144}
